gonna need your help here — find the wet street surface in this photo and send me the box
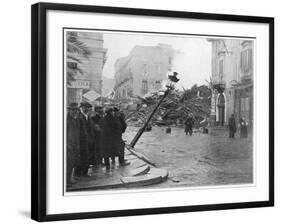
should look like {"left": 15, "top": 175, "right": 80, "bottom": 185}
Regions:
{"left": 123, "top": 126, "right": 253, "bottom": 189}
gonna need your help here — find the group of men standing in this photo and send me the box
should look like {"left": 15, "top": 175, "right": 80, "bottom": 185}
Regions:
{"left": 228, "top": 114, "right": 249, "bottom": 139}
{"left": 66, "top": 101, "right": 128, "bottom": 186}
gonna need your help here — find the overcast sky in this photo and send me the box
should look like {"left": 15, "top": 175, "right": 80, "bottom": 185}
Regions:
{"left": 102, "top": 32, "right": 212, "bottom": 89}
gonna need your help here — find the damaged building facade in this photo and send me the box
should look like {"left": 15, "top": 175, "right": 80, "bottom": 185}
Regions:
{"left": 208, "top": 39, "right": 253, "bottom": 127}
{"left": 67, "top": 32, "right": 107, "bottom": 104}
{"left": 114, "top": 44, "right": 174, "bottom": 99}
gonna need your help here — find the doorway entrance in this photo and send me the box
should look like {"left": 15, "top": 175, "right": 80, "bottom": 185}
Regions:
{"left": 217, "top": 93, "right": 225, "bottom": 126}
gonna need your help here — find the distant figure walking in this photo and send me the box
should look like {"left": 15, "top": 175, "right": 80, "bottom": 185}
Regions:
{"left": 185, "top": 115, "right": 194, "bottom": 136}
{"left": 239, "top": 117, "right": 248, "bottom": 138}
{"left": 228, "top": 114, "right": 237, "bottom": 138}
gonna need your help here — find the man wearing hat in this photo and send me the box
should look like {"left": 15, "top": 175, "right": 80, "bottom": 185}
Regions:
{"left": 77, "top": 101, "right": 95, "bottom": 176}
{"left": 90, "top": 106, "right": 104, "bottom": 167}
{"left": 66, "top": 102, "right": 80, "bottom": 186}
{"left": 100, "top": 107, "right": 121, "bottom": 169}
{"left": 112, "top": 107, "right": 128, "bottom": 166}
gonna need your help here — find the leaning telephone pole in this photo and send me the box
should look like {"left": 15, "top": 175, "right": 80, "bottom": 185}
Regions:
{"left": 129, "top": 72, "right": 179, "bottom": 148}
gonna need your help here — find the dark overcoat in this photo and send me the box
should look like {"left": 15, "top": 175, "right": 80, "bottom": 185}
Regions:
{"left": 228, "top": 116, "right": 236, "bottom": 138}
{"left": 90, "top": 114, "right": 102, "bottom": 164}
{"left": 228, "top": 117, "right": 237, "bottom": 133}
{"left": 66, "top": 115, "right": 80, "bottom": 182}
{"left": 119, "top": 116, "right": 127, "bottom": 134}
{"left": 184, "top": 117, "right": 194, "bottom": 133}
{"left": 79, "top": 113, "right": 95, "bottom": 169}
{"left": 100, "top": 114, "right": 123, "bottom": 158}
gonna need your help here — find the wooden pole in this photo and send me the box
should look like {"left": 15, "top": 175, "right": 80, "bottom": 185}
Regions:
{"left": 129, "top": 86, "right": 171, "bottom": 148}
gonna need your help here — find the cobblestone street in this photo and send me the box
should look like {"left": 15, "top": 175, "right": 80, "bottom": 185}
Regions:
{"left": 123, "top": 126, "right": 253, "bottom": 189}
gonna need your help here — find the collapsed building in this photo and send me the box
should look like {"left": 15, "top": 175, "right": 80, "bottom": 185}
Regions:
{"left": 125, "top": 85, "right": 211, "bottom": 128}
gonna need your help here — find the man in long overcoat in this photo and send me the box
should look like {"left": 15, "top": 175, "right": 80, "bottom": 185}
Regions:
{"left": 228, "top": 114, "right": 237, "bottom": 138}
{"left": 66, "top": 103, "right": 80, "bottom": 185}
{"left": 90, "top": 108, "right": 103, "bottom": 167}
{"left": 185, "top": 115, "right": 194, "bottom": 136}
{"left": 100, "top": 108, "right": 121, "bottom": 169}
{"left": 113, "top": 108, "right": 128, "bottom": 165}
{"left": 78, "top": 102, "right": 95, "bottom": 176}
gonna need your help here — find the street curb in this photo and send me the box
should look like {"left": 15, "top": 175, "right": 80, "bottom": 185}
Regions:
{"left": 126, "top": 145, "right": 157, "bottom": 167}
{"left": 68, "top": 148, "right": 168, "bottom": 192}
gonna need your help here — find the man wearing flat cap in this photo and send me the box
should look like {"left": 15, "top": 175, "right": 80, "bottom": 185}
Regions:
{"left": 77, "top": 101, "right": 95, "bottom": 176}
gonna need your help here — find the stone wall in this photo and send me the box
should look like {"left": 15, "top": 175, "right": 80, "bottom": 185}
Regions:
{"left": 66, "top": 31, "right": 107, "bottom": 105}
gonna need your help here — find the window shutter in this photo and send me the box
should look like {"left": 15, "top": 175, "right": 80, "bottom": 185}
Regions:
{"left": 240, "top": 51, "right": 243, "bottom": 71}
{"left": 248, "top": 48, "right": 253, "bottom": 72}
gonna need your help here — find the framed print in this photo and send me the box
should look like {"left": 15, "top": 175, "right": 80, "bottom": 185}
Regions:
{"left": 31, "top": 2, "right": 274, "bottom": 222}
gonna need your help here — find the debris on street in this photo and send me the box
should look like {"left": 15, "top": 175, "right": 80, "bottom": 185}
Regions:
{"left": 125, "top": 85, "right": 211, "bottom": 128}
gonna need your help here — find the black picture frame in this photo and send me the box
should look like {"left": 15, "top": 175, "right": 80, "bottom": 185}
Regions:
{"left": 31, "top": 2, "right": 274, "bottom": 222}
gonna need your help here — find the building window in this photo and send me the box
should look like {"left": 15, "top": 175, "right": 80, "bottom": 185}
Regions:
{"left": 218, "top": 59, "right": 224, "bottom": 80}
{"left": 168, "top": 57, "right": 172, "bottom": 66}
{"left": 240, "top": 97, "right": 249, "bottom": 120}
{"left": 143, "top": 64, "right": 147, "bottom": 74}
{"left": 158, "top": 64, "right": 162, "bottom": 74}
{"left": 155, "top": 80, "right": 162, "bottom": 90}
{"left": 122, "top": 88, "right": 127, "bottom": 98}
{"left": 141, "top": 80, "right": 148, "bottom": 95}
{"left": 127, "top": 88, "right": 133, "bottom": 97}
{"left": 240, "top": 48, "right": 253, "bottom": 74}
{"left": 67, "top": 62, "right": 78, "bottom": 69}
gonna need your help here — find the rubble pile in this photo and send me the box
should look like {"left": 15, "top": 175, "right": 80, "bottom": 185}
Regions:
{"left": 125, "top": 85, "right": 211, "bottom": 127}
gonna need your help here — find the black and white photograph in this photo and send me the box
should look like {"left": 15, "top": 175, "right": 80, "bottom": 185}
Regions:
{"left": 65, "top": 30, "right": 254, "bottom": 192}
{"left": 30, "top": 2, "right": 274, "bottom": 221}
{"left": 0, "top": 0, "right": 278, "bottom": 223}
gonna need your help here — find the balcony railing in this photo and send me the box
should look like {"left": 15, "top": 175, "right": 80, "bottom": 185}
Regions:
{"left": 241, "top": 73, "right": 252, "bottom": 83}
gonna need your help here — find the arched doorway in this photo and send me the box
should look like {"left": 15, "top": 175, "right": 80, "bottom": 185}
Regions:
{"left": 217, "top": 94, "right": 225, "bottom": 126}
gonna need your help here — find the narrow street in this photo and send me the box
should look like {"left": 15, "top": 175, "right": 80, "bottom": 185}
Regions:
{"left": 123, "top": 126, "right": 253, "bottom": 188}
